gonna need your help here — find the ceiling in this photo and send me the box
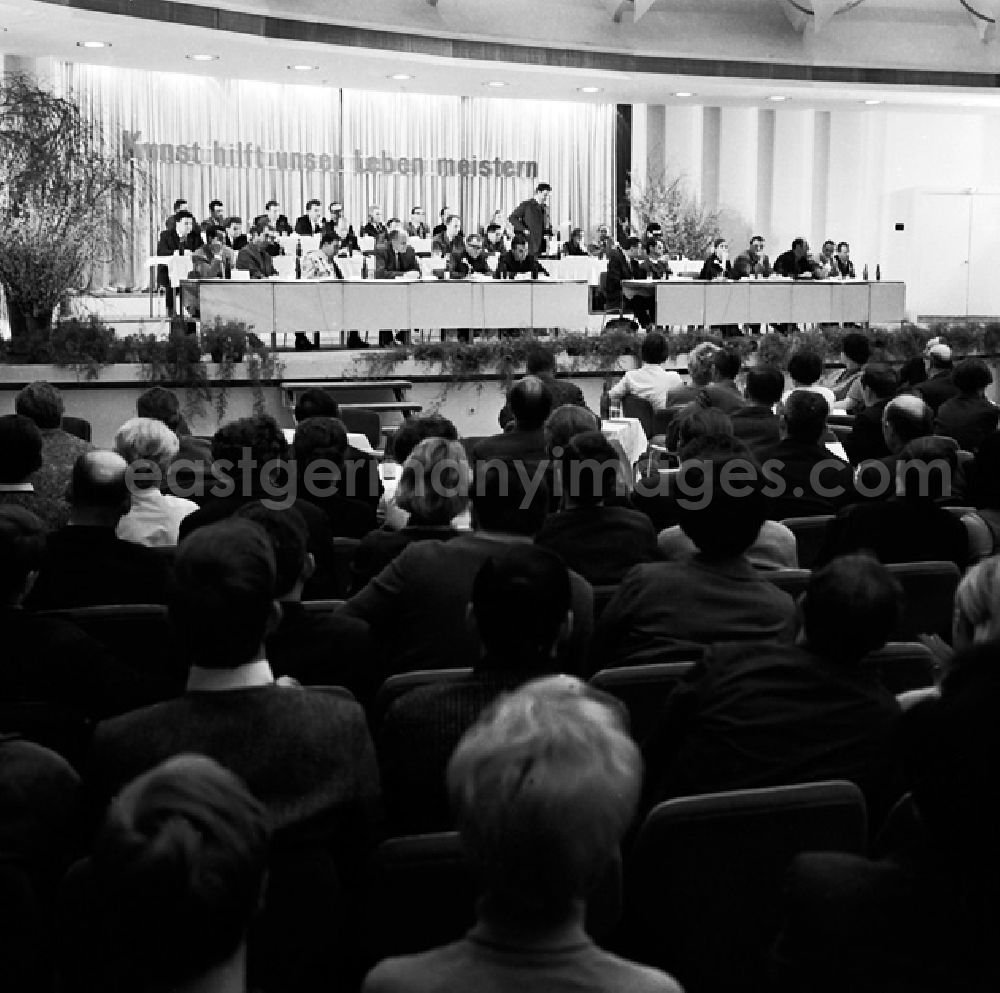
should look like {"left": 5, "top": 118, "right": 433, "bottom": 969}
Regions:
{"left": 4, "top": 0, "right": 1000, "bottom": 111}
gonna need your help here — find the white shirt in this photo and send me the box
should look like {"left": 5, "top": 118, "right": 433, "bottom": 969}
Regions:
{"left": 116, "top": 488, "right": 199, "bottom": 547}
{"left": 609, "top": 363, "right": 684, "bottom": 412}
{"left": 187, "top": 659, "right": 275, "bottom": 692}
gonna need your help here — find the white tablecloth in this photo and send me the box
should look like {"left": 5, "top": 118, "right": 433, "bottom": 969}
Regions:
{"left": 602, "top": 417, "right": 649, "bottom": 466}
{"left": 545, "top": 257, "right": 606, "bottom": 285}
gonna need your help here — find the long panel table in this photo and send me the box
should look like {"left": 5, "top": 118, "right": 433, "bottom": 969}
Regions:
{"left": 623, "top": 278, "right": 905, "bottom": 326}
{"left": 191, "top": 278, "right": 591, "bottom": 336}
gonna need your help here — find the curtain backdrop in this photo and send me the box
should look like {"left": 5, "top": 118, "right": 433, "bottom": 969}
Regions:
{"left": 59, "top": 64, "right": 614, "bottom": 287}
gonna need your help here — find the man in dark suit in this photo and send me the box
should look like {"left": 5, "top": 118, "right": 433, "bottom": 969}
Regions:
{"left": 497, "top": 347, "right": 588, "bottom": 430}
{"left": 343, "top": 461, "right": 594, "bottom": 676}
{"left": 855, "top": 394, "right": 935, "bottom": 499}
{"left": 234, "top": 219, "right": 278, "bottom": 279}
{"left": 264, "top": 199, "right": 293, "bottom": 236}
{"left": 200, "top": 198, "right": 226, "bottom": 238}
{"left": 698, "top": 238, "right": 735, "bottom": 280}
{"left": 934, "top": 357, "right": 999, "bottom": 452}
{"left": 642, "top": 555, "right": 904, "bottom": 825}
{"left": 473, "top": 375, "right": 552, "bottom": 470}
{"left": 494, "top": 234, "right": 549, "bottom": 280}
{"left": 89, "top": 518, "right": 381, "bottom": 854}
{"left": 155, "top": 209, "right": 200, "bottom": 313}
{"left": 757, "top": 390, "right": 856, "bottom": 519}
{"left": 773, "top": 237, "right": 820, "bottom": 279}
{"left": 844, "top": 364, "right": 896, "bottom": 465}
{"left": 535, "top": 431, "right": 658, "bottom": 585}
{"left": 25, "top": 452, "right": 172, "bottom": 610}
{"left": 508, "top": 182, "right": 552, "bottom": 257}
{"left": 605, "top": 236, "right": 652, "bottom": 327}
{"left": 360, "top": 204, "right": 387, "bottom": 242}
{"left": 446, "top": 232, "right": 491, "bottom": 278}
{"left": 731, "top": 367, "right": 783, "bottom": 457}
{"left": 374, "top": 229, "right": 421, "bottom": 278}
{"left": 224, "top": 215, "right": 247, "bottom": 252}
{"left": 591, "top": 454, "right": 797, "bottom": 669}
{"left": 914, "top": 340, "right": 958, "bottom": 413}
{"left": 432, "top": 214, "right": 464, "bottom": 257}
{"left": 294, "top": 199, "right": 325, "bottom": 237}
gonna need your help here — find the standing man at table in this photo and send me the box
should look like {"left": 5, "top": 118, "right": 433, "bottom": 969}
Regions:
{"left": 156, "top": 209, "right": 198, "bottom": 315}
{"left": 235, "top": 220, "right": 278, "bottom": 279}
{"left": 295, "top": 199, "right": 325, "bottom": 237}
{"left": 433, "top": 214, "right": 464, "bottom": 257}
{"left": 406, "top": 206, "right": 430, "bottom": 240}
{"left": 508, "top": 182, "right": 553, "bottom": 258}
{"left": 264, "top": 200, "right": 293, "bottom": 236}
{"left": 606, "top": 237, "right": 653, "bottom": 329}
{"left": 495, "top": 235, "right": 549, "bottom": 280}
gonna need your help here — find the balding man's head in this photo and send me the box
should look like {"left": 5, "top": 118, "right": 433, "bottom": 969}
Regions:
{"left": 883, "top": 395, "right": 933, "bottom": 454}
{"left": 69, "top": 451, "right": 130, "bottom": 525}
{"left": 508, "top": 375, "right": 554, "bottom": 431}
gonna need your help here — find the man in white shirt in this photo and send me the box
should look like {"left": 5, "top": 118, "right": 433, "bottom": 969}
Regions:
{"left": 608, "top": 332, "right": 682, "bottom": 412}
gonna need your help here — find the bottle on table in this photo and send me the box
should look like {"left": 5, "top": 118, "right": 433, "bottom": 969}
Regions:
{"left": 362, "top": 255, "right": 369, "bottom": 280}
{"left": 862, "top": 263, "right": 869, "bottom": 281}
{"left": 600, "top": 381, "right": 611, "bottom": 420}
{"left": 295, "top": 239, "right": 302, "bottom": 280}
{"left": 875, "top": 264, "right": 881, "bottom": 281}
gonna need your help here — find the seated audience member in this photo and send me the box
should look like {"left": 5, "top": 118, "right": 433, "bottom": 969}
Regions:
{"left": 731, "top": 367, "right": 783, "bottom": 456}
{"left": 563, "top": 226, "right": 589, "bottom": 256}
{"left": 733, "top": 234, "right": 772, "bottom": 280}
{"left": 432, "top": 214, "right": 463, "bottom": 257}
{"left": 844, "top": 364, "right": 897, "bottom": 465}
{"left": 962, "top": 432, "right": 1000, "bottom": 561}
{"left": 758, "top": 390, "right": 856, "bottom": 519}
{"left": 89, "top": 755, "right": 268, "bottom": 993}
{"left": 363, "top": 678, "right": 681, "bottom": 993}
{"left": 0, "top": 414, "right": 68, "bottom": 529}
{"left": 608, "top": 331, "right": 682, "bottom": 412}
{"left": 351, "top": 438, "right": 469, "bottom": 592}
{"left": 698, "top": 237, "right": 734, "bottom": 280}
{"left": 643, "top": 554, "right": 904, "bottom": 826}
{"left": 0, "top": 507, "right": 114, "bottom": 714}
{"left": 605, "top": 237, "right": 651, "bottom": 327}
{"left": 26, "top": 452, "right": 172, "bottom": 610}
{"left": 665, "top": 403, "right": 734, "bottom": 454}
{"left": 536, "top": 432, "right": 658, "bottom": 585}
{"left": 915, "top": 338, "right": 958, "bottom": 413}
{"left": 294, "top": 198, "right": 325, "bottom": 237}
{"left": 542, "top": 405, "right": 603, "bottom": 511}
{"left": 783, "top": 348, "right": 836, "bottom": 410}
{"left": 189, "top": 225, "right": 228, "bottom": 280}
{"left": 343, "top": 462, "right": 594, "bottom": 675}
{"left": 375, "top": 229, "right": 421, "bottom": 278}
{"left": 495, "top": 233, "right": 549, "bottom": 279}
{"left": 405, "top": 206, "right": 429, "bottom": 240}
{"left": 773, "top": 237, "right": 819, "bottom": 279}
{"left": 236, "top": 503, "right": 375, "bottom": 699}
{"left": 828, "top": 332, "right": 871, "bottom": 411}
{"left": 136, "top": 385, "right": 213, "bottom": 470}
{"left": 704, "top": 347, "right": 748, "bottom": 413}
{"left": 376, "top": 545, "right": 574, "bottom": 835}
{"left": 592, "top": 453, "right": 796, "bottom": 669}
{"left": 821, "top": 435, "right": 968, "bottom": 567}
{"left": 855, "top": 394, "right": 935, "bottom": 496}
{"left": 90, "top": 519, "right": 380, "bottom": 850}
{"left": 896, "top": 354, "right": 927, "bottom": 394}
{"left": 114, "top": 418, "right": 198, "bottom": 547}
{"left": 15, "top": 382, "right": 92, "bottom": 528}
{"left": 772, "top": 653, "right": 1000, "bottom": 993}
{"left": 300, "top": 230, "right": 344, "bottom": 280}
{"left": 292, "top": 417, "right": 376, "bottom": 538}
{"left": 934, "top": 357, "right": 999, "bottom": 453}
{"left": 446, "top": 231, "right": 491, "bottom": 278}
{"left": 665, "top": 341, "right": 719, "bottom": 408}
{"left": 473, "top": 376, "right": 552, "bottom": 468}
{"left": 500, "top": 346, "right": 588, "bottom": 429}
{"left": 235, "top": 219, "right": 278, "bottom": 279}
{"left": 177, "top": 415, "right": 337, "bottom": 596}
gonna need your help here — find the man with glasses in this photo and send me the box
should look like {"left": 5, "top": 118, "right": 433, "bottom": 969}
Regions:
{"left": 446, "top": 233, "right": 491, "bottom": 278}
{"left": 235, "top": 219, "right": 278, "bottom": 279}
{"left": 734, "top": 235, "right": 771, "bottom": 280}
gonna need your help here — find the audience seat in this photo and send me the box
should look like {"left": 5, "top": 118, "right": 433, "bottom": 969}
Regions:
{"left": 339, "top": 407, "right": 382, "bottom": 451}
{"left": 300, "top": 599, "right": 347, "bottom": 614}
{"left": 780, "top": 516, "right": 834, "bottom": 570}
{"left": 373, "top": 668, "right": 475, "bottom": 730}
{"left": 763, "top": 569, "right": 811, "bottom": 600}
{"left": 589, "top": 662, "right": 697, "bottom": 743}
{"left": 364, "top": 831, "right": 623, "bottom": 964}
{"left": 330, "top": 537, "right": 361, "bottom": 598}
{"left": 621, "top": 394, "right": 671, "bottom": 472}
{"left": 60, "top": 416, "right": 92, "bottom": 443}
{"left": 866, "top": 642, "right": 936, "bottom": 694}
{"left": 0, "top": 702, "right": 92, "bottom": 772}
{"left": 626, "top": 780, "right": 867, "bottom": 993}
{"left": 887, "top": 561, "right": 960, "bottom": 642}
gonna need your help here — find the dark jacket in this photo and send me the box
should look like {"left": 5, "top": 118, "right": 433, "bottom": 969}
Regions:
{"left": 773, "top": 249, "right": 817, "bottom": 279}
{"left": 845, "top": 399, "right": 892, "bottom": 465}
{"left": 494, "top": 250, "right": 548, "bottom": 279}
{"left": 730, "top": 405, "right": 781, "bottom": 456}
{"left": 350, "top": 525, "right": 461, "bottom": 594}
{"left": 698, "top": 254, "right": 734, "bottom": 280}
{"left": 934, "top": 395, "right": 999, "bottom": 452}
{"left": 497, "top": 374, "right": 588, "bottom": 429}
{"left": 294, "top": 215, "right": 325, "bottom": 237}
{"left": 155, "top": 228, "right": 201, "bottom": 289}
{"left": 605, "top": 247, "right": 643, "bottom": 308}
{"left": 361, "top": 221, "right": 388, "bottom": 242}
{"left": 235, "top": 242, "right": 276, "bottom": 279}
{"left": 508, "top": 197, "right": 551, "bottom": 256}
{"left": 756, "top": 438, "right": 856, "bottom": 519}
{"left": 914, "top": 371, "right": 958, "bottom": 413}
{"left": 374, "top": 244, "right": 421, "bottom": 278}
{"left": 733, "top": 251, "right": 772, "bottom": 279}
{"left": 446, "top": 250, "right": 491, "bottom": 278}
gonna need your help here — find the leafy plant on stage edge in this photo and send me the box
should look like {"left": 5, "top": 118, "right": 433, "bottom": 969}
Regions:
{"left": 628, "top": 171, "right": 723, "bottom": 259}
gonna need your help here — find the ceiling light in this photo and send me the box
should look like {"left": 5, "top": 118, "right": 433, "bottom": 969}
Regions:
{"left": 390, "top": 73, "right": 413, "bottom": 81}
{"left": 77, "top": 41, "right": 110, "bottom": 49}
{"left": 673, "top": 91, "right": 694, "bottom": 98}
{"left": 768, "top": 95, "right": 788, "bottom": 102}
{"left": 288, "top": 64, "right": 318, "bottom": 72}
{"left": 863, "top": 99, "right": 882, "bottom": 105}
{"left": 578, "top": 86, "right": 601, "bottom": 93}
{"left": 186, "top": 54, "right": 219, "bottom": 62}
{"left": 485, "top": 81, "right": 507, "bottom": 88}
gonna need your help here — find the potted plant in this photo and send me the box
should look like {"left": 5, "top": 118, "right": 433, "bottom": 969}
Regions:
{"left": 203, "top": 318, "right": 250, "bottom": 364}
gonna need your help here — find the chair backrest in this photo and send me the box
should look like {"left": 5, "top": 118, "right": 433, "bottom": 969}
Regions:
{"left": 865, "top": 641, "right": 936, "bottom": 694}
{"left": 780, "top": 516, "right": 834, "bottom": 570}
{"left": 330, "top": 537, "right": 361, "bottom": 598}
{"left": 300, "top": 599, "right": 347, "bottom": 615}
{"left": 628, "top": 780, "right": 867, "bottom": 993}
{"left": 60, "top": 415, "right": 92, "bottom": 443}
{"left": 763, "top": 568, "right": 811, "bottom": 600}
{"left": 621, "top": 393, "right": 658, "bottom": 438}
{"left": 589, "top": 662, "right": 697, "bottom": 743}
{"left": 886, "top": 560, "right": 961, "bottom": 641}
{"left": 373, "top": 668, "right": 475, "bottom": 730}
{"left": 339, "top": 407, "right": 381, "bottom": 450}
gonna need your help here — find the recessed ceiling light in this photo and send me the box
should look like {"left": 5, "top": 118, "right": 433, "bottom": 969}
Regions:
{"left": 389, "top": 73, "right": 413, "bottom": 81}
{"left": 768, "top": 95, "right": 788, "bottom": 102}
{"left": 186, "top": 54, "right": 219, "bottom": 62}
{"left": 77, "top": 41, "right": 110, "bottom": 49}
{"left": 578, "top": 86, "right": 602, "bottom": 93}
{"left": 288, "top": 64, "right": 318, "bottom": 72}
{"left": 673, "top": 91, "right": 694, "bottom": 98}
{"left": 485, "top": 81, "right": 507, "bottom": 88}
{"left": 863, "top": 99, "right": 882, "bottom": 106}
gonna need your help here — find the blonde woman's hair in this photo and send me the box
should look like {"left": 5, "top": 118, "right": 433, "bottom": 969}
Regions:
{"left": 395, "top": 437, "right": 470, "bottom": 525}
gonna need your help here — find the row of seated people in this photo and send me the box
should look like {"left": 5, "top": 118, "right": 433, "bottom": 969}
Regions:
{"left": 3, "top": 506, "right": 998, "bottom": 992}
